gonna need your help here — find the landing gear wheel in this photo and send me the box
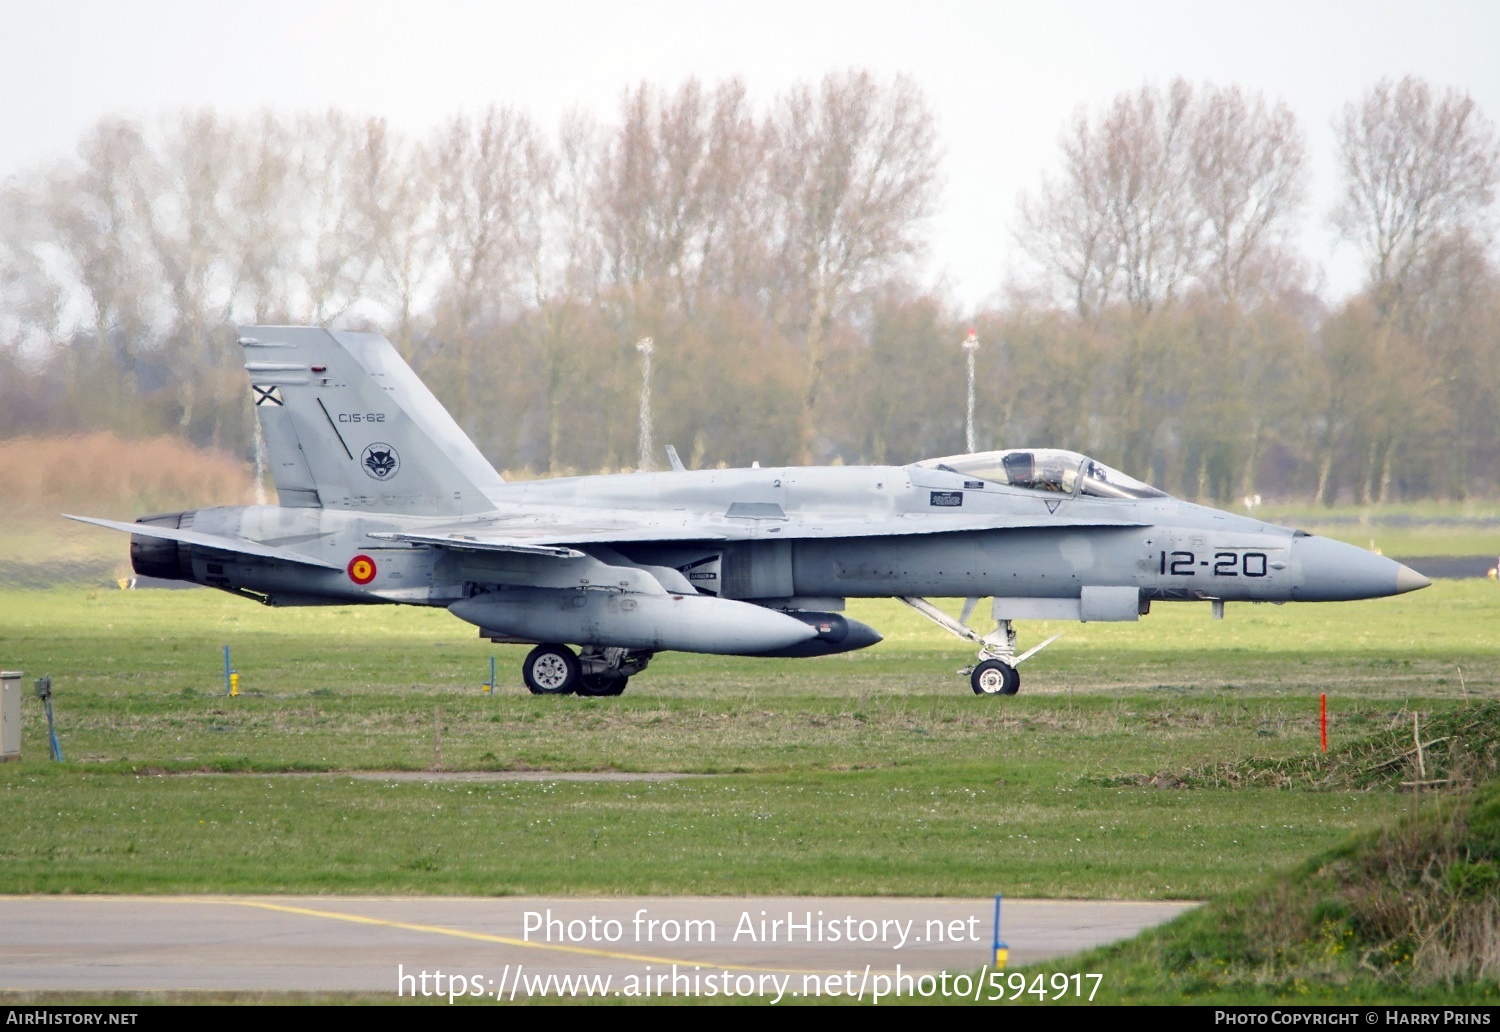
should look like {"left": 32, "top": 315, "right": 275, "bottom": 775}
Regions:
{"left": 523, "top": 644, "right": 581, "bottom": 695}
{"left": 576, "top": 673, "right": 628, "bottom": 697}
{"left": 971, "top": 659, "right": 1020, "bottom": 696}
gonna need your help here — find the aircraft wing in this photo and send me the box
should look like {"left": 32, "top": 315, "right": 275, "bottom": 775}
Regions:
{"left": 367, "top": 510, "right": 1148, "bottom": 553}
{"left": 364, "top": 530, "right": 592, "bottom": 558}
{"left": 365, "top": 522, "right": 732, "bottom": 555}
{"left": 760, "top": 513, "right": 1151, "bottom": 538}
{"left": 64, "top": 515, "right": 345, "bottom": 570}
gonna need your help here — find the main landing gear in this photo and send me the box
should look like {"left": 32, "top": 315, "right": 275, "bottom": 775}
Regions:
{"left": 521, "top": 643, "right": 652, "bottom": 697}
{"left": 898, "top": 597, "right": 1061, "bottom": 697}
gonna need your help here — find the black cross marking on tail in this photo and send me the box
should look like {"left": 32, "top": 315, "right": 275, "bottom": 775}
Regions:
{"left": 253, "top": 385, "right": 283, "bottom": 407}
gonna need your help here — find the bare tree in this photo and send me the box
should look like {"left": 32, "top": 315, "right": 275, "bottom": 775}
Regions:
{"left": 1015, "top": 111, "right": 1119, "bottom": 319}
{"left": 431, "top": 106, "right": 551, "bottom": 333}
{"left": 1039, "top": 84, "right": 1201, "bottom": 474}
{"left": 141, "top": 110, "right": 241, "bottom": 439}
{"left": 0, "top": 137, "right": 128, "bottom": 434}
{"left": 767, "top": 70, "right": 940, "bottom": 463}
{"left": 0, "top": 187, "right": 66, "bottom": 358}
{"left": 285, "top": 111, "right": 391, "bottom": 324}
{"left": 226, "top": 111, "right": 296, "bottom": 324}
{"left": 1191, "top": 86, "right": 1307, "bottom": 306}
{"left": 593, "top": 79, "right": 763, "bottom": 314}
{"left": 1333, "top": 76, "right": 1499, "bottom": 311}
{"left": 1016, "top": 82, "right": 1312, "bottom": 485}
{"left": 1104, "top": 80, "right": 1201, "bottom": 315}
{"left": 348, "top": 117, "right": 440, "bottom": 358}
{"left": 7, "top": 83, "right": 1497, "bottom": 501}
{"left": 44, "top": 120, "right": 159, "bottom": 371}
{"left": 699, "top": 82, "right": 773, "bottom": 305}
{"left": 428, "top": 106, "right": 554, "bottom": 429}
{"left": 1017, "top": 81, "right": 1202, "bottom": 320}
{"left": 535, "top": 108, "right": 599, "bottom": 473}
{"left": 552, "top": 108, "right": 604, "bottom": 301}
{"left": 598, "top": 81, "right": 702, "bottom": 297}
{"left": 1330, "top": 77, "right": 1499, "bottom": 500}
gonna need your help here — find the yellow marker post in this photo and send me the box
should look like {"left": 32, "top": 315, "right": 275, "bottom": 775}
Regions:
{"left": 229, "top": 672, "right": 240, "bottom": 697}
{"left": 992, "top": 894, "right": 1009, "bottom": 970}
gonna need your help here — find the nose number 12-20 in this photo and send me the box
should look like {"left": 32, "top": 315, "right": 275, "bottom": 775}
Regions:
{"left": 1159, "top": 550, "right": 1268, "bottom": 577}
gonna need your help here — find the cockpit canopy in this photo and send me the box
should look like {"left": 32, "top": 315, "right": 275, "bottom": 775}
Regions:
{"left": 915, "top": 449, "right": 1166, "bottom": 500}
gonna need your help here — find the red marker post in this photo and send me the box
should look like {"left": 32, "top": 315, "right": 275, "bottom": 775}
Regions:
{"left": 1320, "top": 693, "right": 1327, "bottom": 753}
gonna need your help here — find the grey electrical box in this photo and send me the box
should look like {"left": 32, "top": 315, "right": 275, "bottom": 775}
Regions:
{"left": 1, "top": 671, "right": 21, "bottom": 760}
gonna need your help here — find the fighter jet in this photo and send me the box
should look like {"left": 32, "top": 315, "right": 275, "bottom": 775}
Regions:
{"left": 70, "top": 326, "right": 1430, "bottom": 697}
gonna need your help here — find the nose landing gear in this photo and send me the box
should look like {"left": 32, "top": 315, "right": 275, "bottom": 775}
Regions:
{"left": 970, "top": 658, "right": 1020, "bottom": 696}
{"left": 898, "top": 596, "right": 1061, "bottom": 697}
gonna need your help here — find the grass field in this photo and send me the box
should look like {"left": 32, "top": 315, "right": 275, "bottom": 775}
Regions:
{"left": 1005, "top": 774, "right": 1500, "bottom": 1004}
{"left": 1, "top": 583, "right": 1496, "bottom": 900}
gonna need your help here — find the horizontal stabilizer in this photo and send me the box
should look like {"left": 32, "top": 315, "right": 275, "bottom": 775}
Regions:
{"left": 64, "top": 515, "right": 344, "bottom": 570}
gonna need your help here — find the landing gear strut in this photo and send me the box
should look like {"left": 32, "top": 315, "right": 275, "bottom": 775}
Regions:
{"left": 898, "top": 597, "right": 1060, "bottom": 698}
{"left": 522, "top": 644, "right": 652, "bottom": 697}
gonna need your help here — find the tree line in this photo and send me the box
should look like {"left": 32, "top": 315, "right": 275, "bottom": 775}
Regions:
{"left": 0, "top": 72, "right": 1495, "bottom": 503}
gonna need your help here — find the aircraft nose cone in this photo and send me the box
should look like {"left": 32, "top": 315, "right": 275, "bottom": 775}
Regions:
{"left": 1395, "top": 563, "right": 1432, "bottom": 594}
{"left": 1291, "top": 536, "right": 1431, "bottom": 601}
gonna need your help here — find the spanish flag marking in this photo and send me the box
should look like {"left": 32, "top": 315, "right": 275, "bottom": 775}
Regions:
{"left": 347, "top": 555, "right": 377, "bottom": 584}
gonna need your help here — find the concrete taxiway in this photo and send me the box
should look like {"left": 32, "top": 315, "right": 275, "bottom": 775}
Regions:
{"left": 1, "top": 896, "right": 1193, "bottom": 998}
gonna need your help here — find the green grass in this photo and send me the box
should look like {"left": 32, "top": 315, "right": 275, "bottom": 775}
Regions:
{"left": 1002, "top": 779, "right": 1500, "bottom": 1004}
{"left": 2, "top": 584, "right": 1497, "bottom": 901}
{"left": 0, "top": 766, "right": 1404, "bottom": 898}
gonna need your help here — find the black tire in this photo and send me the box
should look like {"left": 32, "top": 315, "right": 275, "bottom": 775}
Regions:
{"left": 576, "top": 673, "right": 627, "bottom": 697}
{"left": 523, "top": 644, "right": 580, "bottom": 695}
{"left": 970, "top": 659, "right": 1020, "bottom": 696}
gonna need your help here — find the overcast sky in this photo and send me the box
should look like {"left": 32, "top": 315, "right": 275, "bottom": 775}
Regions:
{"left": 4, "top": 0, "right": 1497, "bottom": 310}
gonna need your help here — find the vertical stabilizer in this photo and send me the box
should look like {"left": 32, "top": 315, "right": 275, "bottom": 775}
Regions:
{"left": 240, "top": 326, "right": 505, "bottom": 515}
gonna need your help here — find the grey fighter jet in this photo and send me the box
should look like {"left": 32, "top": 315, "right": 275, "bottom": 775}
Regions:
{"left": 70, "top": 327, "right": 1430, "bottom": 697}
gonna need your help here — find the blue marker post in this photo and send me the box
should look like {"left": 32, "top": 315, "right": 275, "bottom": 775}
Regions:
{"left": 483, "top": 656, "right": 496, "bottom": 694}
{"left": 223, "top": 646, "right": 239, "bottom": 696}
{"left": 34, "top": 676, "right": 61, "bottom": 762}
{"left": 223, "top": 645, "right": 231, "bottom": 695}
{"left": 993, "top": 894, "right": 1009, "bottom": 969}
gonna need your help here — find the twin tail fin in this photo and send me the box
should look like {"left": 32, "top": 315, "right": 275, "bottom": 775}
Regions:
{"left": 241, "top": 326, "right": 506, "bottom": 516}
